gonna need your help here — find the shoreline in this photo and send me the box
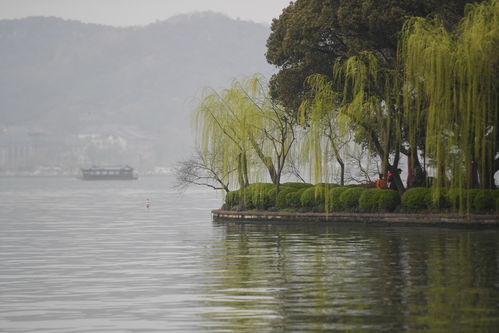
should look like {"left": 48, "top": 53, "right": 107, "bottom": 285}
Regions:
{"left": 212, "top": 210, "right": 499, "bottom": 227}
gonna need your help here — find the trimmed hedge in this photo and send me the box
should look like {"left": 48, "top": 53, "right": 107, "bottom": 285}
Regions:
{"left": 495, "top": 190, "right": 499, "bottom": 212}
{"left": 276, "top": 187, "right": 295, "bottom": 208}
{"left": 402, "top": 188, "right": 432, "bottom": 211}
{"left": 445, "top": 188, "right": 493, "bottom": 210}
{"left": 223, "top": 183, "right": 498, "bottom": 214}
{"left": 377, "top": 190, "right": 401, "bottom": 212}
{"left": 359, "top": 189, "right": 382, "bottom": 212}
{"left": 286, "top": 188, "right": 308, "bottom": 208}
{"left": 429, "top": 188, "right": 451, "bottom": 209}
{"left": 243, "top": 183, "right": 275, "bottom": 210}
{"left": 300, "top": 187, "right": 317, "bottom": 209}
{"left": 315, "top": 183, "right": 338, "bottom": 189}
{"left": 359, "top": 189, "right": 400, "bottom": 212}
{"left": 340, "top": 187, "right": 365, "bottom": 211}
{"left": 265, "top": 187, "right": 278, "bottom": 208}
{"left": 473, "top": 190, "right": 495, "bottom": 212}
{"left": 327, "top": 187, "right": 349, "bottom": 212}
{"left": 281, "top": 182, "right": 314, "bottom": 189}
{"left": 300, "top": 186, "right": 328, "bottom": 209}
{"left": 225, "top": 190, "right": 241, "bottom": 208}
{"left": 465, "top": 189, "right": 481, "bottom": 210}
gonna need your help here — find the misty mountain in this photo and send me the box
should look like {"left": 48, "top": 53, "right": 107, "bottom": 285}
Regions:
{"left": 0, "top": 13, "right": 274, "bottom": 174}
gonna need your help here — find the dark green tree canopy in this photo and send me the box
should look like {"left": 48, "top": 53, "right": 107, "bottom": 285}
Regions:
{"left": 266, "top": 0, "right": 479, "bottom": 112}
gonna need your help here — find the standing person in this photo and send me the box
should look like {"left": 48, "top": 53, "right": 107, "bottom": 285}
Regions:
{"left": 375, "top": 174, "right": 388, "bottom": 189}
{"left": 389, "top": 169, "right": 402, "bottom": 190}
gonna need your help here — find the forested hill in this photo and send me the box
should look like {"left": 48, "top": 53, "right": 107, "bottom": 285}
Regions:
{"left": 0, "top": 13, "right": 273, "bottom": 172}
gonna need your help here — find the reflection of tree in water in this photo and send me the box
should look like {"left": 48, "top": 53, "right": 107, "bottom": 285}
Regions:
{"left": 413, "top": 232, "right": 499, "bottom": 331}
{"left": 199, "top": 224, "right": 499, "bottom": 332}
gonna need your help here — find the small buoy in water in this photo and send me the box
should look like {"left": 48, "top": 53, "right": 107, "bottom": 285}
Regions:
{"left": 145, "top": 198, "right": 150, "bottom": 209}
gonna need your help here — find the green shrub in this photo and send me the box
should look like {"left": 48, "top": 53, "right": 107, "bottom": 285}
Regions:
{"left": 377, "top": 190, "right": 401, "bottom": 212}
{"left": 446, "top": 188, "right": 482, "bottom": 211}
{"left": 359, "top": 189, "right": 382, "bottom": 212}
{"left": 428, "top": 188, "right": 451, "bottom": 209}
{"left": 300, "top": 186, "right": 329, "bottom": 209}
{"left": 243, "top": 183, "right": 275, "bottom": 210}
{"left": 473, "top": 190, "right": 495, "bottom": 212}
{"left": 340, "top": 187, "right": 365, "bottom": 211}
{"left": 300, "top": 187, "right": 317, "bottom": 208}
{"left": 276, "top": 187, "right": 297, "bottom": 208}
{"left": 265, "top": 187, "right": 278, "bottom": 208}
{"left": 402, "top": 187, "right": 431, "bottom": 211}
{"left": 286, "top": 188, "right": 308, "bottom": 208}
{"left": 327, "top": 187, "right": 349, "bottom": 212}
{"left": 312, "top": 204, "right": 326, "bottom": 213}
{"left": 465, "top": 189, "right": 481, "bottom": 210}
{"left": 281, "top": 182, "right": 313, "bottom": 189}
{"left": 316, "top": 183, "right": 338, "bottom": 189}
{"left": 225, "top": 190, "right": 241, "bottom": 208}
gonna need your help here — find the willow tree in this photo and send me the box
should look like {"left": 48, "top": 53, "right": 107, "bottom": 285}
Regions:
{"left": 299, "top": 74, "right": 348, "bottom": 185}
{"left": 195, "top": 85, "right": 253, "bottom": 191}
{"left": 236, "top": 76, "right": 297, "bottom": 195}
{"left": 400, "top": 0, "right": 498, "bottom": 208}
{"left": 335, "top": 52, "right": 403, "bottom": 184}
{"left": 266, "top": 0, "right": 478, "bottom": 113}
{"left": 195, "top": 75, "right": 296, "bottom": 195}
{"left": 300, "top": 51, "right": 406, "bottom": 192}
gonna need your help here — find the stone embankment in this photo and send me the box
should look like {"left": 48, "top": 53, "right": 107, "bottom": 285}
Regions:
{"left": 212, "top": 210, "right": 499, "bottom": 227}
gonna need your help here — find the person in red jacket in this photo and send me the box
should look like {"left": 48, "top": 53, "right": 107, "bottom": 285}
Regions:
{"left": 388, "top": 169, "right": 402, "bottom": 190}
{"left": 375, "top": 174, "right": 388, "bottom": 189}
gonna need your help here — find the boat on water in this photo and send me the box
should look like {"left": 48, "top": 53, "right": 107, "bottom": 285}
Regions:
{"left": 80, "top": 165, "right": 138, "bottom": 180}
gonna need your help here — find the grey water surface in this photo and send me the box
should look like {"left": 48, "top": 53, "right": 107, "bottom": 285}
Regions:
{"left": 1, "top": 177, "right": 498, "bottom": 332}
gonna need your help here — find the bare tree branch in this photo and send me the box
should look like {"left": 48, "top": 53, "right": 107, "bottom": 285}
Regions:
{"left": 173, "top": 150, "right": 232, "bottom": 193}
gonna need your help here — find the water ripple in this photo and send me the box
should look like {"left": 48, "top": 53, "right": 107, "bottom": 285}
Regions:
{"left": 1, "top": 177, "right": 499, "bottom": 332}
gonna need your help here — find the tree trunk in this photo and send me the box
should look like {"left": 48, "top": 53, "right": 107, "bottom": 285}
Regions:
{"left": 339, "top": 161, "right": 345, "bottom": 186}
{"left": 237, "top": 153, "right": 249, "bottom": 209}
{"left": 406, "top": 148, "right": 426, "bottom": 187}
{"left": 249, "top": 137, "right": 278, "bottom": 184}
{"left": 330, "top": 138, "right": 344, "bottom": 186}
{"left": 388, "top": 161, "right": 405, "bottom": 195}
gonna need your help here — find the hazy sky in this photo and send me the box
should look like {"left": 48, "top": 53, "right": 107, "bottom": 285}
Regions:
{"left": 0, "top": 0, "right": 292, "bottom": 26}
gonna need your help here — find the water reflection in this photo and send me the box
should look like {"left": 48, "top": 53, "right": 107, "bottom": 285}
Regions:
{"left": 1, "top": 177, "right": 498, "bottom": 332}
{"left": 203, "top": 223, "right": 499, "bottom": 332}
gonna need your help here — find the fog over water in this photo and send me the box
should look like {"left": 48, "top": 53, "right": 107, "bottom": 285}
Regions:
{"left": 2, "top": 3, "right": 499, "bottom": 332}
{"left": 0, "top": 13, "right": 274, "bottom": 176}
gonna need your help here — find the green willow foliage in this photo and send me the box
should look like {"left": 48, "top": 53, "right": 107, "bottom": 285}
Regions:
{"left": 334, "top": 52, "right": 402, "bottom": 177}
{"left": 300, "top": 0, "right": 497, "bottom": 212}
{"left": 299, "top": 74, "right": 342, "bottom": 185}
{"left": 195, "top": 75, "right": 296, "bottom": 194}
{"left": 195, "top": 80, "right": 253, "bottom": 190}
{"left": 400, "top": 0, "right": 498, "bottom": 209}
{"left": 196, "top": 0, "right": 497, "bottom": 215}
{"left": 300, "top": 52, "right": 401, "bottom": 184}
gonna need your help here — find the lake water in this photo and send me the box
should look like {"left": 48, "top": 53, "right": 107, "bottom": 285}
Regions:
{"left": 1, "top": 176, "right": 498, "bottom": 332}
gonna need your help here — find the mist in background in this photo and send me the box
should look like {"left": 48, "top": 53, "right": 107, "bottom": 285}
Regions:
{"left": 0, "top": 0, "right": 291, "bottom": 26}
{"left": 0, "top": 12, "right": 276, "bottom": 175}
